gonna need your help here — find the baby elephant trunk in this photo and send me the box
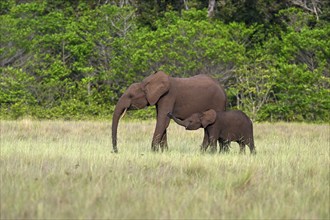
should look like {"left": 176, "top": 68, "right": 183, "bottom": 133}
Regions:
{"left": 167, "top": 112, "right": 189, "bottom": 128}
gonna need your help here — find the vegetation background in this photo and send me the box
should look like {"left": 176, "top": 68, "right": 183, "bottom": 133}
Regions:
{"left": 1, "top": 0, "right": 329, "bottom": 122}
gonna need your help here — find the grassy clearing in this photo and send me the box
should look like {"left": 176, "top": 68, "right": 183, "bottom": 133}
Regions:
{"left": 1, "top": 120, "right": 329, "bottom": 219}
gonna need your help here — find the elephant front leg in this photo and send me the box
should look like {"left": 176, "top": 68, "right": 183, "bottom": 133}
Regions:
{"left": 151, "top": 133, "right": 161, "bottom": 151}
{"left": 151, "top": 114, "right": 170, "bottom": 152}
{"left": 209, "top": 136, "right": 217, "bottom": 153}
{"left": 200, "top": 129, "right": 209, "bottom": 152}
{"left": 151, "top": 130, "right": 168, "bottom": 152}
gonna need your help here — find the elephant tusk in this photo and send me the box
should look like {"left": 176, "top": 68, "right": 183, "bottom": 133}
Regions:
{"left": 120, "top": 108, "right": 127, "bottom": 120}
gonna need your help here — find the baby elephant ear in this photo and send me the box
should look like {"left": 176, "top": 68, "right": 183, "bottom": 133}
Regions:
{"left": 201, "top": 109, "right": 217, "bottom": 128}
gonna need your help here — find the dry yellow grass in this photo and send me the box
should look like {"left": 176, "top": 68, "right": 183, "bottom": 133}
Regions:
{"left": 1, "top": 120, "right": 329, "bottom": 219}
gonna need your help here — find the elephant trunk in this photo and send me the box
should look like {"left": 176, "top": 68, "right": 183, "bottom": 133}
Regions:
{"left": 112, "top": 97, "right": 129, "bottom": 153}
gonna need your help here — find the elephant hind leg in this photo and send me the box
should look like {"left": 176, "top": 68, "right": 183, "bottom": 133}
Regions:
{"left": 238, "top": 141, "right": 246, "bottom": 154}
{"left": 248, "top": 140, "right": 256, "bottom": 155}
{"left": 218, "top": 139, "right": 224, "bottom": 153}
{"left": 200, "top": 129, "right": 209, "bottom": 152}
{"left": 219, "top": 139, "right": 230, "bottom": 153}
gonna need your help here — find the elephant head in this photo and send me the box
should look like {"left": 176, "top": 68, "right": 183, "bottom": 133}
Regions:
{"left": 112, "top": 71, "right": 170, "bottom": 153}
{"left": 168, "top": 109, "right": 217, "bottom": 130}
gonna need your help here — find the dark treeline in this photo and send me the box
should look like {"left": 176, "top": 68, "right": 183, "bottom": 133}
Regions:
{"left": 1, "top": 0, "right": 329, "bottom": 121}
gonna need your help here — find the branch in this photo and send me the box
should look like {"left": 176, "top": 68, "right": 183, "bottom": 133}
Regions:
{"left": 291, "top": 0, "right": 322, "bottom": 20}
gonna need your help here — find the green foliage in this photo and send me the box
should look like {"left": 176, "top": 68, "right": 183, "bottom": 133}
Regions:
{"left": 264, "top": 25, "right": 330, "bottom": 121}
{"left": 0, "top": 1, "right": 329, "bottom": 122}
{"left": 0, "top": 68, "right": 36, "bottom": 119}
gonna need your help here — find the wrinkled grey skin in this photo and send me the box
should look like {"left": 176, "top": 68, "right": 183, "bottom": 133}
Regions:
{"left": 168, "top": 110, "right": 256, "bottom": 154}
{"left": 112, "top": 71, "right": 227, "bottom": 153}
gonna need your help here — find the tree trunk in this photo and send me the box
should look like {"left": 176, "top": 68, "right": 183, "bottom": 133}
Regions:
{"left": 208, "top": 0, "right": 216, "bottom": 18}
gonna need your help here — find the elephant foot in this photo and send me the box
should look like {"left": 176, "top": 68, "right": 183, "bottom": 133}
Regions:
{"left": 160, "top": 140, "right": 168, "bottom": 152}
{"left": 219, "top": 145, "right": 229, "bottom": 153}
{"left": 250, "top": 149, "right": 257, "bottom": 155}
{"left": 199, "top": 144, "right": 208, "bottom": 152}
{"left": 160, "top": 145, "right": 169, "bottom": 152}
{"left": 209, "top": 146, "right": 217, "bottom": 154}
{"left": 151, "top": 144, "right": 159, "bottom": 152}
{"left": 219, "top": 148, "right": 230, "bottom": 154}
{"left": 239, "top": 145, "right": 246, "bottom": 154}
{"left": 152, "top": 143, "right": 168, "bottom": 152}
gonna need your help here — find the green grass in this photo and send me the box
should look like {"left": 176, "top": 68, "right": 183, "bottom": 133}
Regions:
{"left": 1, "top": 120, "right": 329, "bottom": 219}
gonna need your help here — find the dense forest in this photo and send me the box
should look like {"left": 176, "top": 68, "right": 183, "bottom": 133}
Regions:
{"left": 1, "top": 0, "right": 329, "bottom": 121}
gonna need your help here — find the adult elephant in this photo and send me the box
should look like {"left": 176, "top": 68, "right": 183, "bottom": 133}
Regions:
{"left": 112, "top": 71, "right": 227, "bottom": 153}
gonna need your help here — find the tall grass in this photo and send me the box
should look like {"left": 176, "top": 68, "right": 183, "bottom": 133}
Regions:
{"left": 1, "top": 120, "right": 329, "bottom": 219}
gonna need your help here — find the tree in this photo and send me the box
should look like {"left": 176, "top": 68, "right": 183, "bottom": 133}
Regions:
{"left": 1, "top": 0, "right": 329, "bottom": 121}
{"left": 260, "top": 25, "right": 330, "bottom": 121}
{"left": 208, "top": 0, "right": 216, "bottom": 17}
{"left": 290, "top": 0, "right": 323, "bottom": 20}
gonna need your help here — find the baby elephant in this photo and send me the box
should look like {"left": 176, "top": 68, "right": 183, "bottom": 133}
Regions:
{"left": 168, "top": 110, "right": 256, "bottom": 154}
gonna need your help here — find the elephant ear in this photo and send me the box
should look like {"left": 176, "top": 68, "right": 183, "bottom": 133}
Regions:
{"left": 143, "top": 71, "right": 170, "bottom": 105}
{"left": 201, "top": 109, "right": 217, "bottom": 128}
